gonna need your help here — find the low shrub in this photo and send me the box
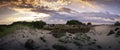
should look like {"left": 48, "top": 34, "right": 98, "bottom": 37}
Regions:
{"left": 52, "top": 44, "right": 69, "bottom": 50}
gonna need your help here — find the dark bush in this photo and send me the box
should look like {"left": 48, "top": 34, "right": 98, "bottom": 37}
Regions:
{"left": 52, "top": 44, "right": 69, "bottom": 50}
{"left": 52, "top": 33, "right": 66, "bottom": 38}
{"left": 107, "top": 30, "right": 115, "bottom": 36}
{"left": 109, "top": 46, "right": 111, "bottom": 48}
{"left": 66, "top": 20, "right": 83, "bottom": 25}
{"left": 58, "top": 39, "right": 68, "bottom": 43}
{"left": 88, "top": 42, "right": 96, "bottom": 46}
{"left": 73, "top": 41, "right": 83, "bottom": 46}
{"left": 43, "top": 49, "right": 51, "bottom": 50}
{"left": 40, "top": 37, "right": 46, "bottom": 42}
{"left": 96, "top": 45, "right": 102, "bottom": 49}
{"left": 115, "top": 28, "right": 120, "bottom": 31}
{"left": 87, "top": 22, "right": 92, "bottom": 25}
{"left": 114, "top": 21, "right": 120, "bottom": 26}
{"left": 115, "top": 31, "right": 120, "bottom": 37}
{"left": 88, "top": 47, "right": 96, "bottom": 50}
{"left": 25, "top": 39, "right": 35, "bottom": 50}
{"left": 32, "top": 21, "right": 46, "bottom": 29}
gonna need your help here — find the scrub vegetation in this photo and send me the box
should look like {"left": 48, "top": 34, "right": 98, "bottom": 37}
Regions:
{"left": 0, "top": 20, "right": 91, "bottom": 38}
{"left": 0, "top": 21, "right": 46, "bottom": 37}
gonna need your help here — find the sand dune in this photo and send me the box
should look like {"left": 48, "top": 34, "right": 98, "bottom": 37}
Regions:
{"left": 0, "top": 25, "right": 120, "bottom": 50}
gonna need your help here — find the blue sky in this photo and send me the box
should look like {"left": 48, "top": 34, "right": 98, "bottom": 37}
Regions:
{"left": 0, "top": 0, "right": 120, "bottom": 24}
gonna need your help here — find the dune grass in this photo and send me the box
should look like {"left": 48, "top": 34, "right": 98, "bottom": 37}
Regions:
{"left": 49, "top": 25, "right": 91, "bottom": 39}
{"left": 0, "top": 21, "right": 46, "bottom": 38}
{"left": 0, "top": 24, "right": 31, "bottom": 38}
{"left": 0, "top": 25, "right": 16, "bottom": 38}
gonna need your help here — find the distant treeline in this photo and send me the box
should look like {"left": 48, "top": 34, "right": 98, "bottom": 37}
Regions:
{"left": 0, "top": 20, "right": 92, "bottom": 29}
{"left": 0, "top": 20, "right": 120, "bottom": 29}
{"left": 11, "top": 21, "right": 46, "bottom": 29}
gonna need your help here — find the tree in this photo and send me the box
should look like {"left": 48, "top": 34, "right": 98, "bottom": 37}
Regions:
{"left": 66, "top": 20, "right": 83, "bottom": 25}
{"left": 32, "top": 21, "right": 46, "bottom": 29}
{"left": 114, "top": 21, "right": 120, "bottom": 26}
{"left": 87, "top": 22, "right": 92, "bottom": 25}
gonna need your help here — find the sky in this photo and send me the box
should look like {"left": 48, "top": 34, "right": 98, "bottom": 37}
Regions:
{"left": 0, "top": 0, "right": 120, "bottom": 25}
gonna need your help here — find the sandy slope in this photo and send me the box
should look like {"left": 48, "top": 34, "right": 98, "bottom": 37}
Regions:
{"left": 0, "top": 25, "right": 120, "bottom": 50}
